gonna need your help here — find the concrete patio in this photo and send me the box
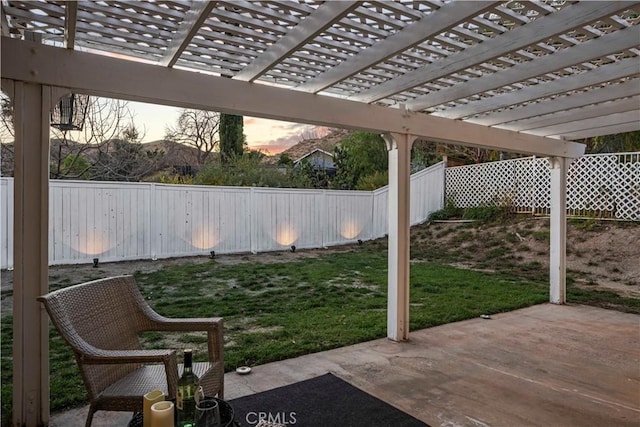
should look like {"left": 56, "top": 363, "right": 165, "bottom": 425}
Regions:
{"left": 50, "top": 303, "right": 639, "bottom": 427}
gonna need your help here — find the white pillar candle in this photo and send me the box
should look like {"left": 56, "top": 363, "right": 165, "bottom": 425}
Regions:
{"left": 150, "top": 401, "right": 175, "bottom": 427}
{"left": 143, "top": 390, "right": 165, "bottom": 427}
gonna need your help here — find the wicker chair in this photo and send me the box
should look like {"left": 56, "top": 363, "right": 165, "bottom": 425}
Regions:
{"left": 38, "top": 275, "right": 224, "bottom": 427}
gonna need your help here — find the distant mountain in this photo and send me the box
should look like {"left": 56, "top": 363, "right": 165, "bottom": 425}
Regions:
{"left": 142, "top": 139, "right": 204, "bottom": 168}
{"left": 262, "top": 128, "right": 351, "bottom": 165}
{"left": 1, "top": 139, "right": 205, "bottom": 178}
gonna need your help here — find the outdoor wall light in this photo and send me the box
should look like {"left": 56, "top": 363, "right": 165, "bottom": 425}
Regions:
{"left": 357, "top": 239, "right": 363, "bottom": 245}
{"left": 209, "top": 250, "right": 216, "bottom": 259}
{"left": 290, "top": 245, "right": 296, "bottom": 253}
{"left": 93, "top": 258, "right": 99, "bottom": 268}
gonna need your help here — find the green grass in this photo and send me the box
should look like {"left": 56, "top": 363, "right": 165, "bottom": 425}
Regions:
{"left": 1, "top": 245, "right": 638, "bottom": 425}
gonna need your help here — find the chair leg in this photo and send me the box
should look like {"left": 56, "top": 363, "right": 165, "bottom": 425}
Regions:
{"left": 85, "top": 404, "right": 97, "bottom": 427}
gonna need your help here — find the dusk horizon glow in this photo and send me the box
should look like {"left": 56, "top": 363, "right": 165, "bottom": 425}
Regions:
{"left": 131, "top": 101, "right": 330, "bottom": 156}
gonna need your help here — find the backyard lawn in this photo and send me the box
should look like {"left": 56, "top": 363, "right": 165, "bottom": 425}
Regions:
{"left": 1, "top": 218, "right": 638, "bottom": 425}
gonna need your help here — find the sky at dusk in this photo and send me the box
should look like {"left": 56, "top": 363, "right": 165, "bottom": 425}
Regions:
{"left": 130, "top": 101, "right": 329, "bottom": 155}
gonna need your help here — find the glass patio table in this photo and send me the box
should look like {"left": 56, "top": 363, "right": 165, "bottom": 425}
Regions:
{"left": 128, "top": 397, "right": 238, "bottom": 427}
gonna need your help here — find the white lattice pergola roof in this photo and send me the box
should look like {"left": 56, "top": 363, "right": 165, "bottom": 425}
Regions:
{"left": 2, "top": 0, "right": 639, "bottom": 144}
{"left": 2, "top": 3, "right": 640, "bottom": 425}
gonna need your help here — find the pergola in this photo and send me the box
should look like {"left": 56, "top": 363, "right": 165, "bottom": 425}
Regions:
{"left": 1, "top": 1, "right": 639, "bottom": 425}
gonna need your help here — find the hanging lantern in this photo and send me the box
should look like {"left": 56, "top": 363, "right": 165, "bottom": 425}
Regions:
{"left": 51, "top": 93, "right": 89, "bottom": 131}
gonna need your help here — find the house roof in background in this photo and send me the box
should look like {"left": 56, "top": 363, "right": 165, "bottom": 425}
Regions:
{"left": 2, "top": 1, "right": 638, "bottom": 146}
{"left": 294, "top": 147, "right": 335, "bottom": 164}
{"left": 263, "top": 128, "right": 348, "bottom": 164}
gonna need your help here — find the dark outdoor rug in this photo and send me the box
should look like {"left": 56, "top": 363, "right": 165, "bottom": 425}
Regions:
{"left": 228, "top": 373, "right": 429, "bottom": 427}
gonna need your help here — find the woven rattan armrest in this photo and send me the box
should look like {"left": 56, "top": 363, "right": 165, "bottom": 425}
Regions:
{"left": 142, "top": 313, "right": 224, "bottom": 363}
{"left": 146, "top": 316, "right": 223, "bottom": 332}
{"left": 81, "top": 348, "right": 177, "bottom": 365}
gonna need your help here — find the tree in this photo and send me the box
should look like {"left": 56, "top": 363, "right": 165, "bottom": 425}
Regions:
{"left": 332, "top": 131, "right": 388, "bottom": 190}
{"left": 0, "top": 96, "right": 13, "bottom": 144}
{"left": 92, "top": 124, "right": 164, "bottom": 181}
{"left": 277, "top": 153, "right": 294, "bottom": 167}
{"left": 60, "top": 154, "right": 91, "bottom": 179}
{"left": 1, "top": 94, "right": 145, "bottom": 179}
{"left": 219, "top": 113, "right": 244, "bottom": 164}
{"left": 583, "top": 131, "right": 640, "bottom": 154}
{"left": 165, "top": 109, "right": 220, "bottom": 166}
{"left": 50, "top": 97, "right": 139, "bottom": 179}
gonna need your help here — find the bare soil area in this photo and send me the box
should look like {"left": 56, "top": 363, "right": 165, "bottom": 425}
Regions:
{"left": 413, "top": 217, "right": 640, "bottom": 298}
{"left": 1, "top": 217, "right": 638, "bottom": 312}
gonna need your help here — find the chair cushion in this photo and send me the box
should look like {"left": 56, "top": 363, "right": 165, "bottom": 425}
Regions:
{"left": 102, "top": 362, "right": 215, "bottom": 398}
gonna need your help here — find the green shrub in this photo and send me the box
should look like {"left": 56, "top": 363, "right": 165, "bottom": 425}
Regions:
{"left": 356, "top": 171, "right": 388, "bottom": 190}
{"left": 463, "top": 199, "right": 513, "bottom": 222}
{"left": 429, "top": 197, "right": 463, "bottom": 221}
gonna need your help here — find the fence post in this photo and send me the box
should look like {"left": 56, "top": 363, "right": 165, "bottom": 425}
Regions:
{"left": 322, "top": 190, "right": 328, "bottom": 248}
{"left": 150, "top": 183, "right": 157, "bottom": 260}
{"left": 249, "top": 187, "right": 257, "bottom": 254}
{"left": 442, "top": 155, "right": 448, "bottom": 206}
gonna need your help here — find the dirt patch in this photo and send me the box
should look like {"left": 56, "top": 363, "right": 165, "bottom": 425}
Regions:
{"left": 412, "top": 217, "right": 640, "bottom": 298}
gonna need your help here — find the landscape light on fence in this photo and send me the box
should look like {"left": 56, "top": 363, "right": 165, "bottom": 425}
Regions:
{"left": 191, "top": 227, "right": 219, "bottom": 250}
{"left": 357, "top": 239, "right": 363, "bottom": 245}
{"left": 275, "top": 223, "right": 298, "bottom": 246}
{"left": 340, "top": 220, "right": 363, "bottom": 239}
{"left": 93, "top": 258, "right": 99, "bottom": 268}
{"left": 290, "top": 245, "right": 296, "bottom": 253}
{"left": 73, "top": 233, "right": 110, "bottom": 256}
{"left": 209, "top": 250, "right": 215, "bottom": 259}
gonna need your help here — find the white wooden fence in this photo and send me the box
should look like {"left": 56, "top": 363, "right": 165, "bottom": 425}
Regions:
{"left": 446, "top": 152, "right": 640, "bottom": 221}
{"left": 0, "top": 162, "right": 446, "bottom": 268}
{"left": 3, "top": 152, "right": 636, "bottom": 269}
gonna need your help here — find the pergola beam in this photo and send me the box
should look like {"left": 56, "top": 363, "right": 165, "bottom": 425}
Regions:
{"left": 352, "top": 1, "right": 634, "bottom": 104}
{"left": 0, "top": 37, "right": 585, "bottom": 158}
{"left": 234, "top": 1, "right": 359, "bottom": 82}
{"left": 297, "top": 1, "right": 498, "bottom": 94}
{"left": 159, "top": 1, "right": 217, "bottom": 68}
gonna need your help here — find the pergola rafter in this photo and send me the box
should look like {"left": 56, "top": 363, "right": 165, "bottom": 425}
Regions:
{"left": 406, "top": 27, "right": 640, "bottom": 112}
{"left": 436, "top": 57, "right": 639, "bottom": 119}
{"left": 498, "top": 95, "right": 640, "bottom": 132}
{"left": 297, "top": 0, "right": 498, "bottom": 94}
{"left": 352, "top": 1, "right": 634, "bottom": 105}
{"left": 160, "top": 0, "right": 217, "bottom": 67}
{"left": 63, "top": 0, "right": 75, "bottom": 49}
{"left": 234, "top": 1, "right": 360, "bottom": 82}
{"left": 468, "top": 78, "right": 640, "bottom": 126}
{"left": 539, "top": 110, "right": 640, "bottom": 139}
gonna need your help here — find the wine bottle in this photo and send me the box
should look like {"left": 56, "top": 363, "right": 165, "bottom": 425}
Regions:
{"left": 176, "top": 349, "right": 199, "bottom": 427}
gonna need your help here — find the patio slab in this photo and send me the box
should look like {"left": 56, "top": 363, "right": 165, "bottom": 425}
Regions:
{"left": 50, "top": 304, "right": 640, "bottom": 426}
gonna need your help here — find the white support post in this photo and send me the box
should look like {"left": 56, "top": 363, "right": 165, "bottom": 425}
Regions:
{"left": 383, "top": 132, "right": 416, "bottom": 342}
{"left": 11, "top": 81, "right": 55, "bottom": 426}
{"left": 549, "top": 157, "right": 568, "bottom": 304}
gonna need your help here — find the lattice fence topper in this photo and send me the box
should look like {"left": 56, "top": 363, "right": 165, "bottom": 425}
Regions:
{"left": 445, "top": 152, "right": 640, "bottom": 221}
